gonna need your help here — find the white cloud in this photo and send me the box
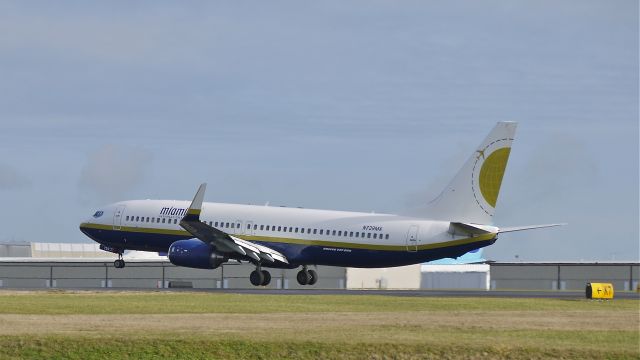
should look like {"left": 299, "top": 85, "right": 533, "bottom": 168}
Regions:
{"left": 78, "top": 145, "right": 152, "bottom": 203}
{"left": 0, "top": 163, "right": 30, "bottom": 190}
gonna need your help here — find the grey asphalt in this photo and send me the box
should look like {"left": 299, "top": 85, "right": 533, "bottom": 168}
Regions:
{"left": 204, "top": 288, "right": 640, "bottom": 299}
{"left": 5, "top": 288, "right": 638, "bottom": 299}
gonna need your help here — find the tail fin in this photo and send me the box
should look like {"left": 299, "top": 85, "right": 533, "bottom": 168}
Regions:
{"left": 425, "top": 122, "right": 517, "bottom": 224}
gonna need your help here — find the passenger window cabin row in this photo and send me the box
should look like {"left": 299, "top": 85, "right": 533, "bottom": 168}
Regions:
{"left": 126, "top": 215, "right": 178, "bottom": 224}
{"left": 124, "top": 215, "right": 390, "bottom": 240}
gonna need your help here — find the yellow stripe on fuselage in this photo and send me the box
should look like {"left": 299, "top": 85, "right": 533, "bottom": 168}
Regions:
{"left": 80, "top": 223, "right": 496, "bottom": 252}
{"left": 240, "top": 233, "right": 495, "bottom": 251}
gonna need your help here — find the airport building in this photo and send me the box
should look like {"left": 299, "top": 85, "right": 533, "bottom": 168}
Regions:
{"left": 0, "top": 242, "right": 346, "bottom": 289}
{"left": 489, "top": 262, "right": 640, "bottom": 292}
{"left": 421, "top": 264, "right": 491, "bottom": 290}
{"left": 0, "top": 242, "right": 638, "bottom": 291}
{"left": 0, "top": 259, "right": 346, "bottom": 290}
{"left": 346, "top": 264, "right": 422, "bottom": 289}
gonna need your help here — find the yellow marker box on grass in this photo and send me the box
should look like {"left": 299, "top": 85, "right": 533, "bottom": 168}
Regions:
{"left": 586, "top": 283, "right": 614, "bottom": 299}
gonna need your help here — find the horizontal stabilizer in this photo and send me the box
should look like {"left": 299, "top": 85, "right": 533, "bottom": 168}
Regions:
{"left": 498, "top": 223, "right": 566, "bottom": 233}
{"left": 449, "top": 222, "right": 498, "bottom": 237}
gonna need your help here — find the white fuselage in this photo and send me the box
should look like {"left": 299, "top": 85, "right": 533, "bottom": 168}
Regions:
{"left": 80, "top": 199, "right": 497, "bottom": 268}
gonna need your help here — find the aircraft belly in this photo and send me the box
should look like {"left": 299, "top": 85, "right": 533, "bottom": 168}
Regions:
{"left": 253, "top": 239, "right": 494, "bottom": 268}
{"left": 83, "top": 227, "right": 495, "bottom": 268}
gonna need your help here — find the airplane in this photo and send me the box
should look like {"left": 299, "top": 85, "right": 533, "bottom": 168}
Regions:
{"left": 79, "top": 122, "right": 563, "bottom": 286}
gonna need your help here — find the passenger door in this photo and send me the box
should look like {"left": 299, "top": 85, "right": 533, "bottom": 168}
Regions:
{"left": 245, "top": 221, "right": 254, "bottom": 236}
{"left": 406, "top": 225, "right": 419, "bottom": 252}
{"left": 113, "top": 205, "right": 126, "bottom": 230}
{"left": 234, "top": 220, "right": 242, "bottom": 235}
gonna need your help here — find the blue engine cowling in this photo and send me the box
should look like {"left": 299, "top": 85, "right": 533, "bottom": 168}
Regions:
{"left": 168, "top": 239, "right": 228, "bottom": 269}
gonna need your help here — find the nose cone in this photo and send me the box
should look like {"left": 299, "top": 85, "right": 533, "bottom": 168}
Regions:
{"left": 79, "top": 221, "right": 101, "bottom": 242}
{"left": 79, "top": 222, "right": 90, "bottom": 236}
{"left": 80, "top": 206, "right": 113, "bottom": 243}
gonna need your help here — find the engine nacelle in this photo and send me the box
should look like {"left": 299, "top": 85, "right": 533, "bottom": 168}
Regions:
{"left": 168, "top": 239, "right": 227, "bottom": 269}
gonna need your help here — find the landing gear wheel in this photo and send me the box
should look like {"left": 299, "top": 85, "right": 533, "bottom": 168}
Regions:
{"left": 296, "top": 270, "right": 310, "bottom": 285}
{"left": 261, "top": 270, "right": 271, "bottom": 286}
{"left": 114, "top": 259, "right": 125, "bottom": 268}
{"left": 307, "top": 269, "right": 318, "bottom": 285}
{"left": 250, "top": 270, "right": 265, "bottom": 286}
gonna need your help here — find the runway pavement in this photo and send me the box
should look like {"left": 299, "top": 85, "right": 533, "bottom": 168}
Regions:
{"left": 207, "top": 288, "right": 640, "bottom": 299}
{"left": 4, "top": 288, "right": 638, "bottom": 299}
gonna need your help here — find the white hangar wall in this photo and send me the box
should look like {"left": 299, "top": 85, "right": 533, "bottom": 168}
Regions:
{"left": 421, "top": 264, "right": 490, "bottom": 290}
{"left": 346, "top": 265, "right": 421, "bottom": 289}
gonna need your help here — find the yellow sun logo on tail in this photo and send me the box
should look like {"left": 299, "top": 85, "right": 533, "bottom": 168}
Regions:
{"left": 478, "top": 147, "right": 511, "bottom": 208}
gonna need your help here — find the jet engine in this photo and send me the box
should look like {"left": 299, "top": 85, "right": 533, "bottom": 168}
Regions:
{"left": 168, "top": 239, "right": 227, "bottom": 269}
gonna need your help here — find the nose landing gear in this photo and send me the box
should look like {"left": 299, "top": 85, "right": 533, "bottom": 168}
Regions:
{"left": 114, "top": 253, "right": 125, "bottom": 268}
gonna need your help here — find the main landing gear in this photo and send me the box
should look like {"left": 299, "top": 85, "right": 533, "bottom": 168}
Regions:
{"left": 248, "top": 264, "right": 318, "bottom": 287}
{"left": 250, "top": 264, "right": 271, "bottom": 286}
{"left": 296, "top": 266, "right": 317, "bottom": 286}
{"left": 114, "top": 253, "right": 126, "bottom": 269}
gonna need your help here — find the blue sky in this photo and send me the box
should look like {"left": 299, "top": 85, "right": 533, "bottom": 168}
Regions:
{"left": 0, "top": 1, "right": 637, "bottom": 261}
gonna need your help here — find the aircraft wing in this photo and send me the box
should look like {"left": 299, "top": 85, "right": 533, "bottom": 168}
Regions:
{"left": 179, "top": 183, "right": 289, "bottom": 265}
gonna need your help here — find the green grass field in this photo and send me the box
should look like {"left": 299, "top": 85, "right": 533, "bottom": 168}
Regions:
{"left": 0, "top": 290, "right": 638, "bottom": 359}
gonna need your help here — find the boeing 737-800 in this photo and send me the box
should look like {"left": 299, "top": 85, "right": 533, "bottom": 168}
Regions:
{"left": 79, "top": 122, "right": 562, "bottom": 286}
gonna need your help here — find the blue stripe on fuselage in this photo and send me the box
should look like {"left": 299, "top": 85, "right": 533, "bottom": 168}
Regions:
{"left": 250, "top": 240, "right": 494, "bottom": 268}
{"left": 80, "top": 227, "right": 494, "bottom": 268}
{"left": 80, "top": 226, "right": 190, "bottom": 253}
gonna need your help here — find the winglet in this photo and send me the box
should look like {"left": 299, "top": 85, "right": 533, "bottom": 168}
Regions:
{"left": 182, "top": 183, "right": 207, "bottom": 222}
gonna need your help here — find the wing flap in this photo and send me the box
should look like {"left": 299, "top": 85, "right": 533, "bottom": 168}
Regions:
{"left": 231, "top": 236, "right": 288, "bottom": 264}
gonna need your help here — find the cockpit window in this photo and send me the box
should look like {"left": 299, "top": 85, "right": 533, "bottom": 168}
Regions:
{"left": 92, "top": 211, "right": 104, "bottom": 218}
